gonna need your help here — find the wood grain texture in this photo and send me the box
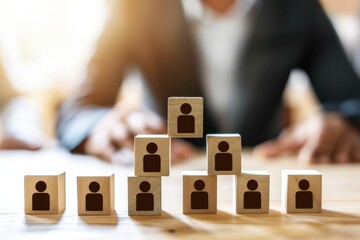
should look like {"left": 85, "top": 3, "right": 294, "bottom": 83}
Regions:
{"left": 234, "top": 170, "right": 270, "bottom": 214}
{"left": 282, "top": 170, "right": 322, "bottom": 213}
{"left": 2, "top": 150, "right": 360, "bottom": 239}
{"left": 183, "top": 171, "right": 217, "bottom": 214}
{"left": 77, "top": 175, "right": 115, "bottom": 215}
{"left": 24, "top": 172, "right": 65, "bottom": 215}
{"left": 207, "top": 134, "right": 241, "bottom": 175}
{"left": 134, "top": 134, "right": 170, "bottom": 176}
{"left": 168, "top": 97, "right": 203, "bottom": 138}
{"left": 128, "top": 176, "right": 161, "bottom": 216}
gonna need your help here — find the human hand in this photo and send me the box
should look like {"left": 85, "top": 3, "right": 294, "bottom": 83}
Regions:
{"left": 254, "top": 113, "right": 360, "bottom": 163}
{"left": 84, "top": 103, "right": 196, "bottom": 163}
{"left": 0, "top": 137, "right": 41, "bottom": 151}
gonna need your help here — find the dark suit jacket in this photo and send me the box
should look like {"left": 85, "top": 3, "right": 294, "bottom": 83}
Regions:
{"left": 57, "top": 0, "right": 360, "bottom": 151}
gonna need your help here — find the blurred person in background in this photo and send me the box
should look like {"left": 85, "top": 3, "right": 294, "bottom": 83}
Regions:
{"left": 0, "top": 57, "right": 43, "bottom": 150}
{"left": 58, "top": 0, "right": 360, "bottom": 164}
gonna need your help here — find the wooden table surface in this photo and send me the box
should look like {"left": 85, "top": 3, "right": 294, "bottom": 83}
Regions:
{"left": 0, "top": 149, "right": 359, "bottom": 240}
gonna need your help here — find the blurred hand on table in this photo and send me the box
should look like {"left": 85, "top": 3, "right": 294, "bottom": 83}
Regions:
{"left": 254, "top": 113, "right": 360, "bottom": 163}
{"left": 0, "top": 137, "right": 41, "bottom": 151}
{"left": 84, "top": 103, "right": 196, "bottom": 164}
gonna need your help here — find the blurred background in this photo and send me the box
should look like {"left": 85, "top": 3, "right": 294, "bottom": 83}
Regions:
{"left": 0, "top": 0, "right": 359, "bottom": 144}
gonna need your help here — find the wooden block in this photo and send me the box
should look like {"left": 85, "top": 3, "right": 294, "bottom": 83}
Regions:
{"left": 234, "top": 170, "right": 270, "bottom": 214}
{"left": 183, "top": 171, "right": 217, "bottom": 214}
{"left": 77, "top": 174, "right": 115, "bottom": 215}
{"left": 134, "top": 134, "right": 170, "bottom": 176}
{"left": 282, "top": 170, "right": 322, "bottom": 213}
{"left": 24, "top": 172, "right": 66, "bottom": 215}
{"left": 128, "top": 176, "right": 161, "bottom": 216}
{"left": 207, "top": 134, "right": 241, "bottom": 175}
{"left": 168, "top": 97, "right": 203, "bottom": 138}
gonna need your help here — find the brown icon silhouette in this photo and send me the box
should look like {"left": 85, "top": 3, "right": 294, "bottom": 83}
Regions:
{"left": 136, "top": 181, "right": 154, "bottom": 211}
{"left": 244, "top": 179, "right": 261, "bottom": 209}
{"left": 296, "top": 179, "right": 313, "bottom": 209}
{"left": 143, "top": 142, "right": 161, "bottom": 172}
{"left": 215, "top": 141, "right": 233, "bottom": 171}
{"left": 32, "top": 181, "right": 50, "bottom": 211}
{"left": 177, "top": 103, "right": 195, "bottom": 133}
{"left": 191, "top": 180, "right": 208, "bottom": 209}
{"left": 86, "top": 181, "right": 103, "bottom": 211}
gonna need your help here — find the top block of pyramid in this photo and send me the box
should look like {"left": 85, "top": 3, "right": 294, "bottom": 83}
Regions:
{"left": 168, "top": 97, "right": 203, "bottom": 138}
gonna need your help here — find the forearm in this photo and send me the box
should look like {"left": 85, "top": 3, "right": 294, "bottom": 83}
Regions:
{"left": 57, "top": 13, "right": 130, "bottom": 152}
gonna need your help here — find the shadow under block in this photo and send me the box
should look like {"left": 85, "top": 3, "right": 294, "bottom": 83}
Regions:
{"left": 24, "top": 172, "right": 66, "bottom": 215}
{"left": 234, "top": 171, "right": 270, "bottom": 214}
{"left": 128, "top": 176, "right": 161, "bottom": 216}
{"left": 183, "top": 171, "right": 217, "bottom": 214}
{"left": 282, "top": 170, "right": 322, "bottom": 213}
{"left": 168, "top": 97, "right": 203, "bottom": 138}
{"left": 77, "top": 175, "right": 115, "bottom": 215}
{"left": 207, "top": 134, "right": 241, "bottom": 175}
{"left": 134, "top": 134, "right": 170, "bottom": 176}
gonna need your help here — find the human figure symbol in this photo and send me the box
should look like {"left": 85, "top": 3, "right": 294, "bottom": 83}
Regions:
{"left": 296, "top": 179, "right": 313, "bottom": 209}
{"left": 215, "top": 141, "right": 233, "bottom": 171}
{"left": 191, "top": 180, "right": 208, "bottom": 209}
{"left": 177, "top": 103, "right": 195, "bottom": 133}
{"left": 136, "top": 181, "right": 154, "bottom": 211}
{"left": 243, "top": 179, "right": 261, "bottom": 209}
{"left": 143, "top": 142, "right": 161, "bottom": 172}
{"left": 86, "top": 181, "right": 103, "bottom": 211}
{"left": 32, "top": 181, "right": 50, "bottom": 211}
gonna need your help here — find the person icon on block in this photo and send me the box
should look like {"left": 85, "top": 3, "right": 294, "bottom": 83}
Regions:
{"left": 32, "top": 181, "right": 50, "bottom": 211}
{"left": 243, "top": 179, "right": 261, "bottom": 209}
{"left": 143, "top": 142, "right": 161, "bottom": 172}
{"left": 296, "top": 179, "right": 313, "bottom": 209}
{"left": 177, "top": 103, "right": 195, "bottom": 133}
{"left": 191, "top": 180, "right": 208, "bottom": 209}
{"left": 215, "top": 141, "right": 233, "bottom": 171}
{"left": 136, "top": 181, "right": 154, "bottom": 211}
{"left": 86, "top": 181, "right": 103, "bottom": 211}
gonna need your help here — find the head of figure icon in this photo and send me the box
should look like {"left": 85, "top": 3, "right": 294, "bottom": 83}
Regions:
{"left": 218, "top": 141, "right": 229, "bottom": 152}
{"left": 35, "top": 181, "right": 47, "bottom": 192}
{"left": 298, "top": 179, "right": 310, "bottom": 190}
{"left": 89, "top": 181, "right": 100, "bottom": 193}
{"left": 247, "top": 179, "right": 258, "bottom": 191}
{"left": 180, "top": 103, "right": 192, "bottom": 115}
{"left": 194, "top": 179, "right": 205, "bottom": 191}
{"left": 139, "top": 181, "right": 151, "bottom": 193}
{"left": 146, "top": 142, "right": 158, "bottom": 154}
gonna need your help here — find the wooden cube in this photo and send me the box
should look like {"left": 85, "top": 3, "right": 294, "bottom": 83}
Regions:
{"left": 168, "top": 97, "right": 203, "bottom": 138}
{"left": 183, "top": 171, "right": 217, "bottom": 214}
{"left": 234, "top": 171, "right": 270, "bottom": 214}
{"left": 77, "top": 174, "right": 115, "bottom": 215}
{"left": 207, "top": 134, "right": 241, "bottom": 175}
{"left": 24, "top": 172, "right": 66, "bottom": 215}
{"left": 282, "top": 170, "right": 322, "bottom": 213}
{"left": 134, "top": 134, "right": 170, "bottom": 176}
{"left": 128, "top": 176, "right": 161, "bottom": 216}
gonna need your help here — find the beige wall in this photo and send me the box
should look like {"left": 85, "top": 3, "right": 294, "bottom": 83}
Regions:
{"left": 320, "top": 0, "right": 360, "bottom": 15}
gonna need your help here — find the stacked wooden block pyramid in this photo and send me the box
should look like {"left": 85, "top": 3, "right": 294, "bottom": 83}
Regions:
{"left": 127, "top": 97, "right": 322, "bottom": 215}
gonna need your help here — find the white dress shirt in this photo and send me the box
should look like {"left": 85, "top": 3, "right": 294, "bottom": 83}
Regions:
{"left": 182, "top": 0, "right": 255, "bottom": 132}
